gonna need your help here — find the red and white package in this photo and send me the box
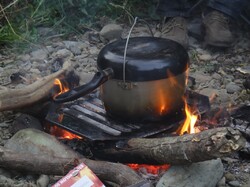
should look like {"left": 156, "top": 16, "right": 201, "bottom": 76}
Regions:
{"left": 52, "top": 163, "right": 105, "bottom": 187}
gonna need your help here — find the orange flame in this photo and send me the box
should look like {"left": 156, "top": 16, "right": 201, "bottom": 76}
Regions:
{"left": 127, "top": 164, "right": 170, "bottom": 175}
{"left": 48, "top": 125, "right": 82, "bottom": 140}
{"left": 177, "top": 98, "right": 198, "bottom": 135}
{"left": 53, "top": 78, "right": 69, "bottom": 98}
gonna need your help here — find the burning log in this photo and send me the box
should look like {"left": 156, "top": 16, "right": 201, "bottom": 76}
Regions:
{"left": 0, "top": 60, "right": 73, "bottom": 112}
{"left": 0, "top": 146, "right": 143, "bottom": 186}
{"left": 93, "top": 127, "right": 246, "bottom": 165}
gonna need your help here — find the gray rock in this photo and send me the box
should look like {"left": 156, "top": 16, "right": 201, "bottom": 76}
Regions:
{"left": 18, "top": 54, "right": 31, "bottom": 61}
{"left": 70, "top": 45, "right": 82, "bottom": 56}
{"left": 225, "top": 172, "right": 236, "bottom": 182}
{"left": 198, "top": 54, "right": 213, "bottom": 61}
{"left": 46, "top": 45, "right": 55, "bottom": 53}
{"left": 36, "top": 64, "right": 48, "bottom": 72}
{"left": 52, "top": 41, "right": 64, "bottom": 48}
{"left": 217, "top": 177, "right": 226, "bottom": 187}
{"left": 156, "top": 159, "right": 224, "bottom": 187}
{"left": 236, "top": 66, "right": 250, "bottom": 75}
{"left": 228, "top": 181, "right": 241, "bottom": 187}
{"left": 37, "top": 175, "right": 50, "bottom": 187}
{"left": 63, "top": 41, "right": 88, "bottom": 56}
{"left": 99, "top": 24, "right": 123, "bottom": 42}
{"left": 217, "top": 89, "right": 231, "bottom": 103}
{"left": 4, "top": 128, "right": 78, "bottom": 158}
{"left": 226, "top": 82, "right": 242, "bottom": 94}
{"left": 52, "top": 48, "right": 73, "bottom": 58}
{"left": 30, "top": 68, "right": 41, "bottom": 75}
{"left": 9, "top": 114, "right": 43, "bottom": 135}
{"left": 63, "top": 41, "right": 88, "bottom": 50}
{"left": 0, "top": 175, "right": 37, "bottom": 187}
{"left": 212, "top": 73, "right": 222, "bottom": 80}
{"left": 199, "top": 88, "right": 219, "bottom": 98}
{"left": 77, "top": 72, "right": 95, "bottom": 85}
{"left": 190, "top": 71, "right": 212, "bottom": 83}
{"left": 30, "top": 49, "right": 48, "bottom": 61}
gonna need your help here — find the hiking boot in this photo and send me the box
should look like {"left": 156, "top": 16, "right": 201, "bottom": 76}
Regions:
{"left": 202, "top": 10, "right": 234, "bottom": 47}
{"left": 160, "top": 17, "right": 189, "bottom": 49}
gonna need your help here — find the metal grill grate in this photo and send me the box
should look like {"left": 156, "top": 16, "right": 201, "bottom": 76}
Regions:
{"left": 46, "top": 90, "right": 210, "bottom": 141}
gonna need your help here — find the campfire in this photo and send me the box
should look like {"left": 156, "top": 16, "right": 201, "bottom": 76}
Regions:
{"left": 0, "top": 59, "right": 248, "bottom": 187}
{"left": 41, "top": 77, "right": 244, "bottom": 184}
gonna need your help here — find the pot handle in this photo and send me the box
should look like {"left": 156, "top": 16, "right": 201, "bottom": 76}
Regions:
{"left": 54, "top": 68, "right": 113, "bottom": 103}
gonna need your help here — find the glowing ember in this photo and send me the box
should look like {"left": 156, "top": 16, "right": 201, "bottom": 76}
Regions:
{"left": 127, "top": 164, "right": 170, "bottom": 175}
{"left": 53, "top": 78, "right": 69, "bottom": 98}
{"left": 160, "top": 105, "right": 165, "bottom": 114}
{"left": 48, "top": 125, "right": 82, "bottom": 140}
{"left": 177, "top": 98, "right": 198, "bottom": 135}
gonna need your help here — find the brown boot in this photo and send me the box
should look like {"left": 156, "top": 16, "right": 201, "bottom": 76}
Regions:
{"left": 160, "top": 17, "right": 189, "bottom": 49}
{"left": 202, "top": 10, "right": 234, "bottom": 47}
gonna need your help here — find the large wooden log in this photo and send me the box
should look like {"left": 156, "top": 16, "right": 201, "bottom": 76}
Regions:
{"left": 0, "top": 146, "right": 144, "bottom": 187}
{"left": 92, "top": 127, "right": 246, "bottom": 165}
{"left": 0, "top": 60, "right": 71, "bottom": 112}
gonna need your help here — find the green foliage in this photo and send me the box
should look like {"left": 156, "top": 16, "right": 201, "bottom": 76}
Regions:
{"left": 0, "top": 0, "right": 158, "bottom": 46}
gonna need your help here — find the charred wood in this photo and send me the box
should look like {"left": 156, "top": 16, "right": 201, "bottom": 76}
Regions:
{"left": 92, "top": 127, "right": 246, "bottom": 165}
{"left": 0, "top": 146, "right": 143, "bottom": 186}
{"left": 0, "top": 60, "right": 75, "bottom": 112}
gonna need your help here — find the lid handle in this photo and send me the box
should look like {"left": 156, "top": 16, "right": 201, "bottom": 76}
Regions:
{"left": 123, "top": 17, "right": 154, "bottom": 83}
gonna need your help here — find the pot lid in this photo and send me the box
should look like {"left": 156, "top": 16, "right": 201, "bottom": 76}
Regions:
{"left": 97, "top": 37, "right": 189, "bottom": 81}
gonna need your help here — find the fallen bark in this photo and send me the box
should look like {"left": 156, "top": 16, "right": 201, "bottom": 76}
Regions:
{"left": 93, "top": 127, "right": 246, "bottom": 165}
{"left": 0, "top": 146, "right": 143, "bottom": 187}
{"left": 0, "top": 60, "right": 71, "bottom": 112}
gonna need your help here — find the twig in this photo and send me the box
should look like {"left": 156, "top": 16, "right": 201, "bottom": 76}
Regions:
{"left": 0, "top": 0, "right": 20, "bottom": 14}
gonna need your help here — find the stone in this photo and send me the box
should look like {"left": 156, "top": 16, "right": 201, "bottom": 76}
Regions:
{"left": 236, "top": 66, "right": 250, "bottom": 75}
{"left": 156, "top": 159, "right": 224, "bottom": 187}
{"left": 18, "top": 54, "right": 31, "bottom": 61}
{"left": 225, "top": 172, "right": 236, "bottom": 182}
{"left": 226, "top": 82, "right": 242, "bottom": 94}
{"left": 4, "top": 128, "right": 78, "bottom": 158}
{"left": 212, "top": 73, "right": 222, "bottom": 80}
{"left": 52, "top": 48, "right": 73, "bottom": 58}
{"left": 198, "top": 54, "right": 213, "bottom": 61}
{"left": 199, "top": 88, "right": 219, "bottom": 98}
{"left": 63, "top": 41, "right": 87, "bottom": 50}
{"left": 30, "top": 68, "right": 41, "bottom": 75}
{"left": 63, "top": 41, "right": 88, "bottom": 56}
{"left": 99, "top": 24, "right": 123, "bottom": 42}
{"left": 190, "top": 71, "right": 212, "bottom": 83}
{"left": 228, "top": 181, "right": 241, "bottom": 187}
{"left": 9, "top": 114, "right": 43, "bottom": 134}
{"left": 70, "top": 45, "right": 82, "bottom": 56}
{"left": 217, "top": 177, "right": 226, "bottom": 187}
{"left": 0, "top": 175, "right": 36, "bottom": 187}
{"left": 46, "top": 46, "right": 55, "bottom": 53}
{"left": 30, "top": 49, "right": 48, "bottom": 61}
{"left": 76, "top": 72, "right": 95, "bottom": 85}
{"left": 36, "top": 175, "right": 50, "bottom": 187}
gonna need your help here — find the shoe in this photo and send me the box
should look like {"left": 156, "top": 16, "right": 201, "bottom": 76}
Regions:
{"left": 160, "top": 17, "right": 189, "bottom": 49}
{"left": 202, "top": 10, "right": 234, "bottom": 47}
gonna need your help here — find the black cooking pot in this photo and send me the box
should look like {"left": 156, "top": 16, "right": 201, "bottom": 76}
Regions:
{"left": 54, "top": 37, "right": 189, "bottom": 122}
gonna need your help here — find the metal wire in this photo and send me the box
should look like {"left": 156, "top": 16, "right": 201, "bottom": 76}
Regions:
{"left": 123, "top": 17, "right": 138, "bottom": 83}
{"left": 122, "top": 17, "right": 154, "bottom": 83}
